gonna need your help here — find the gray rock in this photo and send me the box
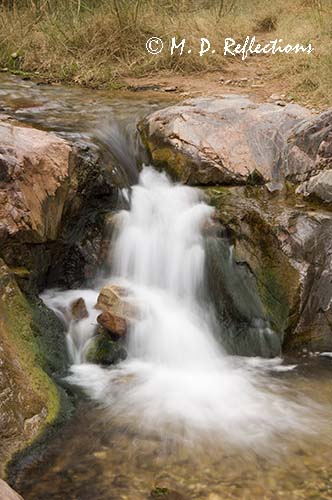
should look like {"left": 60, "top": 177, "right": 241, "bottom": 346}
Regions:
{"left": 209, "top": 186, "right": 332, "bottom": 352}
{"left": 296, "top": 169, "right": 332, "bottom": 202}
{"left": 283, "top": 110, "right": 332, "bottom": 183}
{"left": 140, "top": 96, "right": 311, "bottom": 186}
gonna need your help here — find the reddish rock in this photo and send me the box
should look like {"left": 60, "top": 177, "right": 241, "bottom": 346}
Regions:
{"left": 97, "top": 311, "right": 127, "bottom": 338}
{"left": 70, "top": 297, "right": 89, "bottom": 321}
{"left": 0, "top": 121, "right": 71, "bottom": 243}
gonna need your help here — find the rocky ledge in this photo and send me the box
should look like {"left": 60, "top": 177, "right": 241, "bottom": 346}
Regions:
{"left": 140, "top": 96, "right": 332, "bottom": 196}
{"left": 140, "top": 97, "right": 332, "bottom": 353}
{"left": 0, "top": 116, "right": 119, "bottom": 475}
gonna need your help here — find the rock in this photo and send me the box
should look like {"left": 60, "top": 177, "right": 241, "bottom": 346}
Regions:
{"left": 208, "top": 186, "right": 332, "bottom": 353}
{"left": 85, "top": 333, "right": 127, "bottom": 365}
{"left": 97, "top": 311, "right": 127, "bottom": 338}
{"left": 96, "top": 284, "right": 140, "bottom": 321}
{"left": 0, "top": 120, "right": 115, "bottom": 291}
{"left": 0, "top": 121, "right": 71, "bottom": 243}
{"left": 278, "top": 212, "right": 332, "bottom": 352}
{"left": 270, "top": 93, "right": 283, "bottom": 101}
{"left": 139, "top": 96, "right": 310, "bottom": 186}
{"left": 0, "top": 480, "right": 23, "bottom": 500}
{"left": 296, "top": 169, "right": 332, "bottom": 202}
{"left": 0, "top": 259, "right": 67, "bottom": 473}
{"left": 70, "top": 297, "right": 89, "bottom": 321}
{"left": 284, "top": 111, "right": 332, "bottom": 184}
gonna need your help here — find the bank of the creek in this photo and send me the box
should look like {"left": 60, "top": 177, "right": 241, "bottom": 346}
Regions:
{"left": 1, "top": 75, "right": 332, "bottom": 500}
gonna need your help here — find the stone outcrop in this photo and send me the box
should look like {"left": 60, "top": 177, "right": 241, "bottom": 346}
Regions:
{"left": 283, "top": 111, "right": 332, "bottom": 184}
{"left": 209, "top": 186, "right": 332, "bottom": 353}
{"left": 0, "top": 121, "right": 71, "bottom": 243}
{"left": 0, "top": 117, "right": 115, "bottom": 474}
{"left": 0, "top": 119, "right": 115, "bottom": 291}
{"left": 0, "top": 259, "right": 67, "bottom": 474}
{"left": 0, "top": 479, "right": 23, "bottom": 500}
{"left": 296, "top": 169, "right": 332, "bottom": 202}
{"left": 139, "top": 96, "right": 311, "bottom": 186}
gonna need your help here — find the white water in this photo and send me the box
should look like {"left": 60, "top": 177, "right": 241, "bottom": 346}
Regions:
{"left": 44, "top": 167, "right": 320, "bottom": 452}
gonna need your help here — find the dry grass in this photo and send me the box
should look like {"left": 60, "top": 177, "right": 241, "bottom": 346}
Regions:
{"left": 0, "top": 0, "right": 331, "bottom": 105}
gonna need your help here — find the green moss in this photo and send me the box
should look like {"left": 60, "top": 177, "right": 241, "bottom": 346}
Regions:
{"left": 86, "top": 333, "right": 127, "bottom": 365}
{"left": 204, "top": 186, "right": 301, "bottom": 338}
{"left": 0, "top": 263, "right": 61, "bottom": 426}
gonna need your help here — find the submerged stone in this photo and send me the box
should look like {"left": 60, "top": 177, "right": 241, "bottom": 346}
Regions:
{"left": 85, "top": 333, "right": 127, "bottom": 365}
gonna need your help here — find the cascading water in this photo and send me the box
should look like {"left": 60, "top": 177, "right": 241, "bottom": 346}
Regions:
{"left": 44, "top": 166, "right": 322, "bottom": 454}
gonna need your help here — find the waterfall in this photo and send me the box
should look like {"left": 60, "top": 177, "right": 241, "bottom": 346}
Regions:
{"left": 41, "top": 166, "right": 319, "bottom": 453}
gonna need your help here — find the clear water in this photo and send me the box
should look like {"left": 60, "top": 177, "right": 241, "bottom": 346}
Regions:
{"left": 42, "top": 167, "right": 328, "bottom": 455}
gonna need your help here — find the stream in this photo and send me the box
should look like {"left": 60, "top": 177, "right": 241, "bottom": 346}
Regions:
{"left": 2, "top": 75, "right": 332, "bottom": 500}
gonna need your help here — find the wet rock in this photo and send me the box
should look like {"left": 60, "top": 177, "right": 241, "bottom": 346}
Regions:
{"left": 97, "top": 311, "right": 127, "bottom": 338}
{"left": 0, "top": 121, "right": 71, "bottom": 243}
{"left": 296, "top": 169, "right": 332, "bottom": 202}
{"left": 85, "top": 333, "right": 127, "bottom": 365}
{"left": 0, "top": 480, "right": 23, "bottom": 500}
{"left": 140, "top": 96, "right": 310, "bottom": 186}
{"left": 70, "top": 297, "right": 89, "bottom": 321}
{"left": 284, "top": 111, "right": 332, "bottom": 184}
{"left": 0, "top": 258, "right": 67, "bottom": 473}
{"left": 96, "top": 284, "right": 140, "bottom": 321}
{"left": 0, "top": 121, "right": 115, "bottom": 291}
{"left": 279, "top": 212, "right": 332, "bottom": 352}
{"left": 208, "top": 186, "right": 332, "bottom": 353}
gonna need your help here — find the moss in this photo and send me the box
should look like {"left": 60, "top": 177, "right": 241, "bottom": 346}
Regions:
{"left": 0, "top": 259, "right": 72, "bottom": 473}
{"left": 205, "top": 186, "right": 301, "bottom": 338}
{"left": 85, "top": 333, "right": 127, "bottom": 366}
{"left": 0, "top": 262, "right": 61, "bottom": 425}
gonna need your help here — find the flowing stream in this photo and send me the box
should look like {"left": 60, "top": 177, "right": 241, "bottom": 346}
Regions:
{"left": 3, "top": 75, "right": 332, "bottom": 499}
{"left": 43, "top": 166, "right": 320, "bottom": 453}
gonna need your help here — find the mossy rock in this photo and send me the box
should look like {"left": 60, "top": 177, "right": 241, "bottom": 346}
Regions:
{"left": 85, "top": 333, "right": 127, "bottom": 365}
{"left": 204, "top": 186, "right": 301, "bottom": 353}
{"left": 0, "top": 258, "right": 70, "bottom": 474}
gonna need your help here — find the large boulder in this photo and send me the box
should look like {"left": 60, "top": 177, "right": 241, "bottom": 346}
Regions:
{"left": 0, "top": 259, "right": 67, "bottom": 474}
{"left": 208, "top": 186, "right": 332, "bottom": 353}
{"left": 0, "top": 121, "right": 71, "bottom": 243}
{"left": 0, "top": 119, "right": 115, "bottom": 291}
{"left": 139, "top": 96, "right": 311, "bottom": 186}
{"left": 96, "top": 284, "right": 140, "bottom": 321}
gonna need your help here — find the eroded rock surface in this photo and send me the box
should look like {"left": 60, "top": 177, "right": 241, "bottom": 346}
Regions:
{"left": 0, "top": 121, "right": 71, "bottom": 242}
{"left": 140, "top": 96, "right": 311, "bottom": 186}
{"left": 0, "top": 119, "right": 116, "bottom": 291}
{"left": 209, "top": 187, "right": 332, "bottom": 352}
